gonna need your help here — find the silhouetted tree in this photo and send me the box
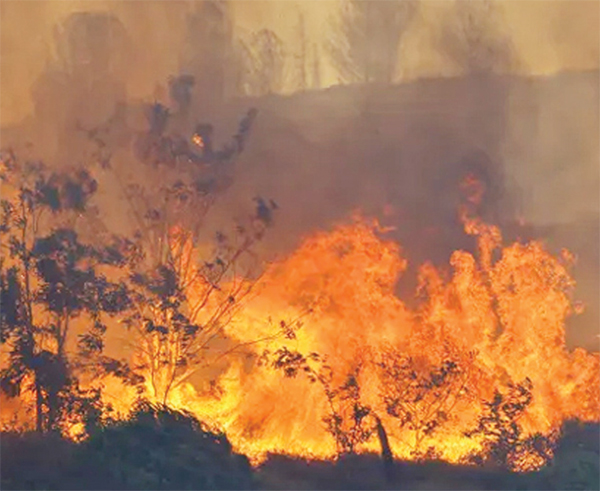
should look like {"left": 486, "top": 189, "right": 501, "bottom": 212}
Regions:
{"left": 270, "top": 348, "right": 375, "bottom": 457}
{"left": 128, "top": 104, "right": 261, "bottom": 262}
{"left": 168, "top": 74, "right": 196, "bottom": 117}
{"left": 74, "top": 69, "right": 268, "bottom": 405}
{"left": 180, "top": 0, "right": 234, "bottom": 108}
{"left": 465, "top": 378, "right": 554, "bottom": 471}
{"left": 294, "top": 12, "right": 308, "bottom": 92}
{"left": 30, "top": 12, "right": 131, "bottom": 164}
{"left": 0, "top": 153, "right": 132, "bottom": 435}
{"left": 117, "top": 210, "right": 275, "bottom": 404}
{"left": 310, "top": 43, "right": 322, "bottom": 89}
{"left": 134, "top": 96, "right": 257, "bottom": 171}
{"left": 376, "top": 345, "right": 474, "bottom": 458}
{"left": 328, "top": 0, "right": 418, "bottom": 84}
{"left": 115, "top": 105, "right": 278, "bottom": 404}
{"left": 328, "top": 371, "right": 375, "bottom": 456}
{"left": 238, "top": 29, "right": 287, "bottom": 96}
{"left": 439, "top": 0, "right": 516, "bottom": 74}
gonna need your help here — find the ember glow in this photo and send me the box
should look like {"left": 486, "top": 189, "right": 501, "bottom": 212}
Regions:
{"left": 192, "top": 134, "right": 205, "bottom": 149}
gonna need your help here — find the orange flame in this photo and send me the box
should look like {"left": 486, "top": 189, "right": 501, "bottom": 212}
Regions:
{"left": 160, "top": 211, "right": 599, "bottom": 467}
{"left": 2, "top": 194, "right": 598, "bottom": 471}
{"left": 192, "top": 134, "right": 205, "bottom": 149}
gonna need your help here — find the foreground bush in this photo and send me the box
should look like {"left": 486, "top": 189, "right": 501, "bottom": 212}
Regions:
{"left": 2, "top": 417, "right": 598, "bottom": 490}
{"left": 71, "top": 401, "right": 254, "bottom": 490}
{"left": 536, "top": 421, "right": 600, "bottom": 491}
{"left": 0, "top": 430, "right": 76, "bottom": 490}
{"left": 1, "top": 402, "right": 254, "bottom": 490}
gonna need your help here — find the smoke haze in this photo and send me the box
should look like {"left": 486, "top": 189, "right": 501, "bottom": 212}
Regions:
{"left": 2, "top": 1, "right": 598, "bottom": 124}
{"left": 1, "top": 0, "right": 598, "bottom": 351}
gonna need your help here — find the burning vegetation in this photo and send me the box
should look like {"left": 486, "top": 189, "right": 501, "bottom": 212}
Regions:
{"left": 0, "top": 3, "right": 599, "bottom": 490}
{"left": 1, "top": 116, "right": 598, "bottom": 488}
{"left": 186, "top": 209, "right": 598, "bottom": 469}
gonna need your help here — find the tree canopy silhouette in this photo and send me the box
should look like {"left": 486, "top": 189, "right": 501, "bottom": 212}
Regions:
{"left": 0, "top": 154, "right": 133, "bottom": 434}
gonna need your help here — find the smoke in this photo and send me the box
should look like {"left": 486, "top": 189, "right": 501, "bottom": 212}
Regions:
{"left": 2, "top": 1, "right": 598, "bottom": 125}
{"left": 0, "top": 1, "right": 598, "bottom": 351}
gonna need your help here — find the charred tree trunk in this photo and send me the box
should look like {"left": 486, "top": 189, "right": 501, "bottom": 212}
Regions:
{"left": 374, "top": 414, "right": 395, "bottom": 483}
{"left": 35, "top": 376, "right": 43, "bottom": 433}
{"left": 47, "top": 389, "right": 60, "bottom": 433}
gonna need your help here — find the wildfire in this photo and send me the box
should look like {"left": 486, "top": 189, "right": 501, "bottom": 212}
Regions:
{"left": 2, "top": 206, "right": 598, "bottom": 471}
{"left": 173, "top": 212, "right": 598, "bottom": 468}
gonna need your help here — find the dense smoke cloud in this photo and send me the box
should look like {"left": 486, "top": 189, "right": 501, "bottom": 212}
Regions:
{"left": 0, "top": 0, "right": 598, "bottom": 352}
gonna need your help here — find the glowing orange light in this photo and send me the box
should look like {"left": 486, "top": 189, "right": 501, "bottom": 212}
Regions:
{"left": 192, "top": 134, "right": 204, "bottom": 149}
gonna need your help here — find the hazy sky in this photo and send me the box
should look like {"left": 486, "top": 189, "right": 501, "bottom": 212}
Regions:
{"left": 1, "top": 0, "right": 598, "bottom": 125}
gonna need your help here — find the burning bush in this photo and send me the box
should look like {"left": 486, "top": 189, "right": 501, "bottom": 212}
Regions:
{"left": 0, "top": 60, "right": 598, "bottom": 484}
{"left": 205, "top": 212, "right": 599, "bottom": 467}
